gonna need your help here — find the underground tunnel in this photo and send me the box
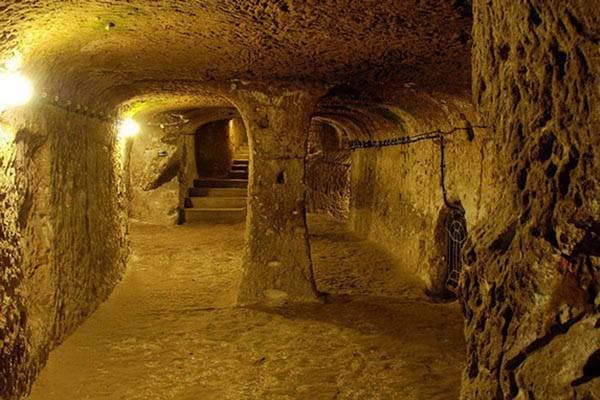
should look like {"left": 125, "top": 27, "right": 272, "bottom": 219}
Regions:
{"left": 0, "top": 1, "right": 598, "bottom": 399}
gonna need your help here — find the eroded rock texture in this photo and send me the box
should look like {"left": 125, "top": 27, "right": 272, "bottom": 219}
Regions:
{"left": 129, "top": 123, "right": 179, "bottom": 225}
{"left": 0, "top": 105, "right": 128, "bottom": 400}
{"left": 0, "top": 1, "right": 597, "bottom": 399}
{"left": 462, "top": 1, "right": 600, "bottom": 399}
{"left": 0, "top": 121, "right": 28, "bottom": 399}
{"left": 195, "top": 120, "right": 233, "bottom": 179}
{"left": 229, "top": 84, "right": 321, "bottom": 304}
{"left": 0, "top": 0, "right": 472, "bottom": 107}
{"left": 306, "top": 122, "right": 350, "bottom": 219}
{"left": 346, "top": 93, "right": 501, "bottom": 295}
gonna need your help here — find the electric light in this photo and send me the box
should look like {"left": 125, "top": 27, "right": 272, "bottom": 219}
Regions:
{"left": 0, "top": 71, "right": 34, "bottom": 110}
{"left": 118, "top": 118, "right": 140, "bottom": 139}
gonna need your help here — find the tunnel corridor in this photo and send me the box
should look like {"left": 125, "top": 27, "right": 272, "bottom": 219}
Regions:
{"left": 27, "top": 216, "right": 465, "bottom": 400}
{"left": 1, "top": 1, "right": 599, "bottom": 400}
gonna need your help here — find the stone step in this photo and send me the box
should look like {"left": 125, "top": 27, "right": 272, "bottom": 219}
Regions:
{"left": 184, "top": 207, "right": 246, "bottom": 223}
{"left": 190, "top": 196, "right": 246, "bottom": 208}
{"left": 227, "top": 171, "right": 248, "bottom": 179}
{"left": 233, "top": 159, "right": 249, "bottom": 165}
{"left": 194, "top": 178, "right": 248, "bottom": 188}
{"left": 230, "top": 165, "right": 248, "bottom": 172}
{"left": 189, "top": 187, "right": 247, "bottom": 197}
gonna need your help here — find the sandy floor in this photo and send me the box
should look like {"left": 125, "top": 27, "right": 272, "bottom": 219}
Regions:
{"left": 28, "top": 215, "right": 465, "bottom": 400}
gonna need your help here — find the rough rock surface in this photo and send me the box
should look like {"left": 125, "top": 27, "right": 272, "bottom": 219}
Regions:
{"left": 461, "top": 1, "right": 600, "bottom": 399}
{"left": 345, "top": 92, "right": 501, "bottom": 295}
{"left": 306, "top": 122, "right": 351, "bottom": 219}
{"left": 0, "top": 118, "right": 28, "bottom": 399}
{"left": 129, "top": 123, "right": 180, "bottom": 225}
{"left": 229, "top": 84, "right": 322, "bottom": 304}
{"left": 0, "top": 0, "right": 472, "bottom": 106}
{"left": 0, "top": 105, "right": 128, "bottom": 400}
{"left": 229, "top": 117, "right": 248, "bottom": 155}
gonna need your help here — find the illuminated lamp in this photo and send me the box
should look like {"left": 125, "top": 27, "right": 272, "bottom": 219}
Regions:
{"left": 118, "top": 118, "right": 140, "bottom": 139}
{"left": 0, "top": 71, "right": 34, "bottom": 111}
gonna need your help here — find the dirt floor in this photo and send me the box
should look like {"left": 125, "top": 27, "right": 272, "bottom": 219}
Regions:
{"left": 27, "top": 215, "right": 465, "bottom": 400}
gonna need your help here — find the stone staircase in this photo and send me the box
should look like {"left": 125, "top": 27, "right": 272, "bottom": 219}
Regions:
{"left": 184, "top": 145, "right": 249, "bottom": 223}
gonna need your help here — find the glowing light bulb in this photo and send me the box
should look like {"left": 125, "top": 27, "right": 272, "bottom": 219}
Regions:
{"left": 0, "top": 72, "right": 34, "bottom": 110}
{"left": 118, "top": 118, "right": 140, "bottom": 139}
{"left": 5, "top": 53, "right": 23, "bottom": 72}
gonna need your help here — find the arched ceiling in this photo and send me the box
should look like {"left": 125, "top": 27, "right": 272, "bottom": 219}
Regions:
{"left": 0, "top": 0, "right": 473, "bottom": 107}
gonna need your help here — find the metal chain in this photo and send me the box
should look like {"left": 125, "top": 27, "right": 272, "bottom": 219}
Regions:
{"left": 347, "top": 125, "right": 489, "bottom": 210}
{"left": 346, "top": 126, "right": 487, "bottom": 150}
{"left": 346, "top": 124, "right": 490, "bottom": 294}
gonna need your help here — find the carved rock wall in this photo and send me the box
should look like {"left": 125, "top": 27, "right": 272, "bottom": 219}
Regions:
{"left": 195, "top": 120, "right": 233, "bottom": 179}
{"left": 230, "top": 85, "right": 321, "bottom": 305}
{"left": 0, "top": 105, "right": 128, "bottom": 400}
{"left": 461, "top": 1, "right": 600, "bottom": 398}
{"left": 129, "top": 125, "right": 179, "bottom": 225}
{"left": 348, "top": 93, "right": 501, "bottom": 294}
{"left": 306, "top": 123, "right": 351, "bottom": 219}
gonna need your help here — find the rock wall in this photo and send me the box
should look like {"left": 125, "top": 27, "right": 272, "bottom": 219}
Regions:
{"left": 306, "top": 123, "right": 351, "bottom": 219}
{"left": 0, "top": 118, "right": 30, "bottom": 399}
{"left": 229, "top": 117, "right": 247, "bottom": 154}
{"left": 348, "top": 94, "right": 501, "bottom": 295}
{"left": 195, "top": 119, "right": 233, "bottom": 178}
{"left": 0, "top": 104, "right": 128, "bottom": 400}
{"left": 128, "top": 117, "right": 245, "bottom": 226}
{"left": 461, "top": 1, "right": 600, "bottom": 399}
{"left": 129, "top": 124, "right": 179, "bottom": 225}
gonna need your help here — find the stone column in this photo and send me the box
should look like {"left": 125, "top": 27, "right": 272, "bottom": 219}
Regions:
{"left": 228, "top": 84, "right": 322, "bottom": 305}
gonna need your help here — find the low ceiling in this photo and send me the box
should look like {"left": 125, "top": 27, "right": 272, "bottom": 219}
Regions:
{"left": 0, "top": 0, "right": 472, "bottom": 109}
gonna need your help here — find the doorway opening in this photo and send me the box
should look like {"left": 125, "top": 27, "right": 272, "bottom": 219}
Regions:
{"left": 182, "top": 118, "right": 249, "bottom": 224}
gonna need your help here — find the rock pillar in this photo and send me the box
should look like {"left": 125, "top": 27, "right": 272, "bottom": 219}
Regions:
{"left": 229, "top": 84, "right": 322, "bottom": 305}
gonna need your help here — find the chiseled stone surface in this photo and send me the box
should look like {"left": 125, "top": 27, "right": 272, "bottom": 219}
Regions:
{"left": 345, "top": 92, "right": 501, "bottom": 296}
{"left": 128, "top": 123, "right": 180, "bottom": 225}
{"left": 0, "top": 1, "right": 472, "bottom": 106}
{"left": 0, "top": 118, "right": 29, "bottom": 399}
{"left": 306, "top": 122, "right": 351, "bottom": 219}
{"left": 0, "top": 105, "right": 128, "bottom": 400}
{"left": 229, "top": 84, "right": 322, "bottom": 304}
{"left": 461, "top": 1, "right": 600, "bottom": 399}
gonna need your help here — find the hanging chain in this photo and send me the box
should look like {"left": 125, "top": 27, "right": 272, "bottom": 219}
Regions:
{"left": 347, "top": 124, "right": 489, "bottom": 294}
{"left": 346, "top": 125, "right": 487, "bottom": 207}
{"left": 346, "top": 125, "right": 487, "bottom": 150}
